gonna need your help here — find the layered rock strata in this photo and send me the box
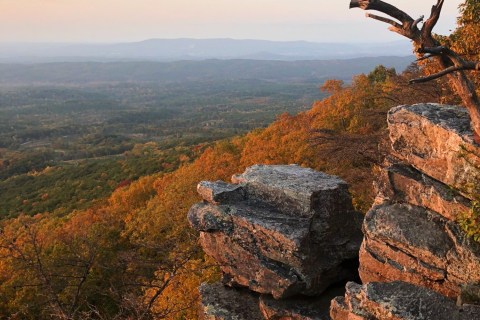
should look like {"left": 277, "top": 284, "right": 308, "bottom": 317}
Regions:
{"left": 189, "top": 164, "right": 363, "bottom": 299}
{"left": 360, "top": 203, "right": 480, "bottom": 298}
{"left": 189, "top": 164, "right": 363, "bottom": 319}
{"left": 374, "top": 160, "right": 471, "bottom": 221}
{"left": 388, "top": 104, "right": 480, "bottom": 199}
{"left": 331, "top": 281, "right": 480, "bottom": 320}
{"left": 358, "top": 104, "right": 480, "bottom": 298}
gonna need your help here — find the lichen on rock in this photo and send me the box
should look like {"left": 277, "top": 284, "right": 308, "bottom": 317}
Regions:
{"left": 189, "top": 165, "right": 363, "bottom": 299}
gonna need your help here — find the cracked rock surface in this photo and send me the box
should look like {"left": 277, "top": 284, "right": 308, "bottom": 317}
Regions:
{"left": 331, "top": 104, "right": 480, "bottom": 319}
{"left": 388, "top": 104, "right": 480, "bottom": 199}
{"left": 359, "top": 203, "right": 480, "bottom": 298}
{"left": 189, "top": 165, "right": 362, "bottom": 299}
{"left": 330, "top": 281, "right": 480, "bottom": 320}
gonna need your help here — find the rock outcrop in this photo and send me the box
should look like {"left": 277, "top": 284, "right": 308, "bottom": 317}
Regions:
{"left": 388, "top": 104, "right": 480, "bottom": 199}
{"left": 330, "top": 103, "right": 480, "bottom": 319}
{"left": 190, "top": 103, "right": 480, "bottom": 320}
{"left": 375, "top": 160, "right": 471, "bottom": 221}
{"left": 189, "top": 164, "right": 363, "bottom": 319}
{"left": 360, "top": 203, "right": 480, "bottom": 298}
{"left": 189, "top": 165, "right": 362, "bottom": 299}
{"left": 331, "top": 281, "right": 480, "bottom": 320}
{"left": 358, "top": 104, "right": 480, "bottom": 298}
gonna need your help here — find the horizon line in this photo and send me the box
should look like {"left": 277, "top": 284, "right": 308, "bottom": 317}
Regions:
{"left": 0, "top": 37, "right": 411, "bottom": 46}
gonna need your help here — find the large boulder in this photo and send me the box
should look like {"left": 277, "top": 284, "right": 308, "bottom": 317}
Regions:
{"left": 388, "top": 104, "right": 480, "bottom": 199}
{"left": 359, "top": 203, "right": 480, "bottom": 298}
{"left": 188, "top": 165, "right": 363, "bottom": 299}
{"left": 330, "top": 281, "right": 480, "bottom": 320}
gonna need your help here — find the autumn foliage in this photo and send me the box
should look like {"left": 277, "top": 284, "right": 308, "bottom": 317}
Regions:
{"left": 1, "top": 60, "right": 458, "bottom": 319}
{"left": 3, "top": 5, "right": 480, "bottom": 314}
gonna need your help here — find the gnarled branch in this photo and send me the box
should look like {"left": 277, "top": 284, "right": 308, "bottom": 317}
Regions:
{"left": 365, "top": 13, "right": 401, "bottom": 29}
{"left": 410, "top": 63, "right": 480, "bottom": 84}
{"left": 349, "top": 0, "right": 480, "bottom": 141}
{"left": 422, "top": 0, "right": 444, "bottom": 37}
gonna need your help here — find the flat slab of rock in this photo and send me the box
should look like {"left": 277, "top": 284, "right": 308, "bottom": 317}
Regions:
{"left": 189, "top": 165, "right": 362, "bottom": 298}
{"left": 197, "top": 180, "right": 245, "bottom": 205}
{"left": 330, "top": 281, "right": 480, "bottom": 320}
{"left": 199, "top": 283, "right": 263, "bottom": 320}
{"left": 375, "top": 161, "right": 470, "bottom": 221}
{"left": 259, "top": 285, "right": 346, "bottom": 320}
{"left": 359, "top": 203, "right": 480, "bottom": 298}
{"left": 388, "top": 104, "right": 480, "bottom": 199}
{"left": 232, "top": 165, "right": 352, "bottom": 219}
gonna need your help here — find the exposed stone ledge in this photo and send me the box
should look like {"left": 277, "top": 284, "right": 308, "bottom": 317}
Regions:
{"left": 359, "top": 203, "right": 480, "bottom": 298}
{"left": 197, "top": 180, "right": 246, "bottom": 205}
{"left": 189, "top": 165, "right": 362, "bottom": 299}
{"left": 375, "top": 160, "right": 471, "bottom": 221}
{"left": 330, "top": 281, "right": 480, "bottom": 320}
{"left": 231, "top": 164, "right": 352, "bottom": 219}
{"left": 388, "top": 104, "right": 480, "bottom": 199}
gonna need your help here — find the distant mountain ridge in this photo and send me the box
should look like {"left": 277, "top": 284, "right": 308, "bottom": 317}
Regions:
{"left": 0, "top": 57, "right": 414, "bottom": 84}
{"left": 0, "top": 38, "right": 413, "bottom": 63}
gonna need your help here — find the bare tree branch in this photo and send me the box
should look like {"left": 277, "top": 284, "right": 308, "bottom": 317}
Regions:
{"left": 410, "top": 63, "right": 480, "bottom": 84}
{"left": 413, "top": 15, "right": 425, "bottom": 30}
{"left": 349, "top": 0, "right": 414, "bottom": 24}
{"left": 349, "top": 0, "right": 480, "bottom": 141}
{"left": 365, "top": 13, "right": 401, "bottom": 29}
{"left": 422, "top": 0, "right": 445, "bottom": 36}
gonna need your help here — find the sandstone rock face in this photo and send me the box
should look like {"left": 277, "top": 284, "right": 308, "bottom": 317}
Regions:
{"left": 359, "top": 203, "right": 480, "bottom": 298}
{"left": 354, "top": 104, "right": 480, "bottom": 302}
{"left": 198, "top": 283, "right": 262, "bottom": 320}
{"left": 330, "top": 281, "right": 480, "bottom": 320}
{"left": 189, "top": 165, "right": 363, "bottom": 299}
{"left": 375, "top": 160, "right": 471, "bottom": 221}
{"left": 388, "top": 104, "right": 480, "bottom": 199}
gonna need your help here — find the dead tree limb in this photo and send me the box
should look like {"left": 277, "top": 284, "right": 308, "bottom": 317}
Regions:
{"left": 349, "top": 0, "right": 480, "bottom": 142}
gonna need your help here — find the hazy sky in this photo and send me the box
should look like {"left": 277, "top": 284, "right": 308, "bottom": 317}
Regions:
{"left": 0, "top": 0, "right": 464, "bottom": 43}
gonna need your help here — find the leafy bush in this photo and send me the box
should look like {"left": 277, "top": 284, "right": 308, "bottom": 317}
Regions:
{"left": 459, "top": 199, "right": 480, "bottom": 242}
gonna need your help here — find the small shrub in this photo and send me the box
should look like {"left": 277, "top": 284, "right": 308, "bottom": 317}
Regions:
{"left": 458, "top": 199, "right": 480, "bottom": 242}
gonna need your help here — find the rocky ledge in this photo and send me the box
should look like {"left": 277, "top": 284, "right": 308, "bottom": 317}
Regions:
{"left": 388, "top": 103, "right": 480, "bottom": 199}
{"left": 375, "top": 160, "right": 471, "bottom": 221}
{"left": 189, "top": 165, "right": 362, "bottom": 299}
{"left": 329, "top": 103, "right": 480, "bottom": 319}
{"left": 331, "top": 281, "right": 480, "bottom": 320}
{"left": 359, "top": 203, "right": 480, "bottom": 298}
{"left": 192, "top": 104, "right": 480, "bottom": 320}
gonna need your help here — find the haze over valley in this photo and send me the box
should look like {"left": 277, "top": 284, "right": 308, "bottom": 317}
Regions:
{"left": 0, "top": 38, "right": 413, "bottom": 63}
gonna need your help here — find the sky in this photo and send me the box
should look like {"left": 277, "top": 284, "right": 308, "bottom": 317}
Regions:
{"left": 0, "top": 0, "right": 464, "bottom": 43}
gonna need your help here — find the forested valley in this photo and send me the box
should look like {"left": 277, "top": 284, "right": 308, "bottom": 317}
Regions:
{"left": 0, "top": 58, "right": 415, "bottom": 219}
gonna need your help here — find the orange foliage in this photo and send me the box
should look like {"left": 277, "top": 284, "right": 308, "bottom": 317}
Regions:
{"left": 2, "top": 63, "right": 452, "bottom": 318}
